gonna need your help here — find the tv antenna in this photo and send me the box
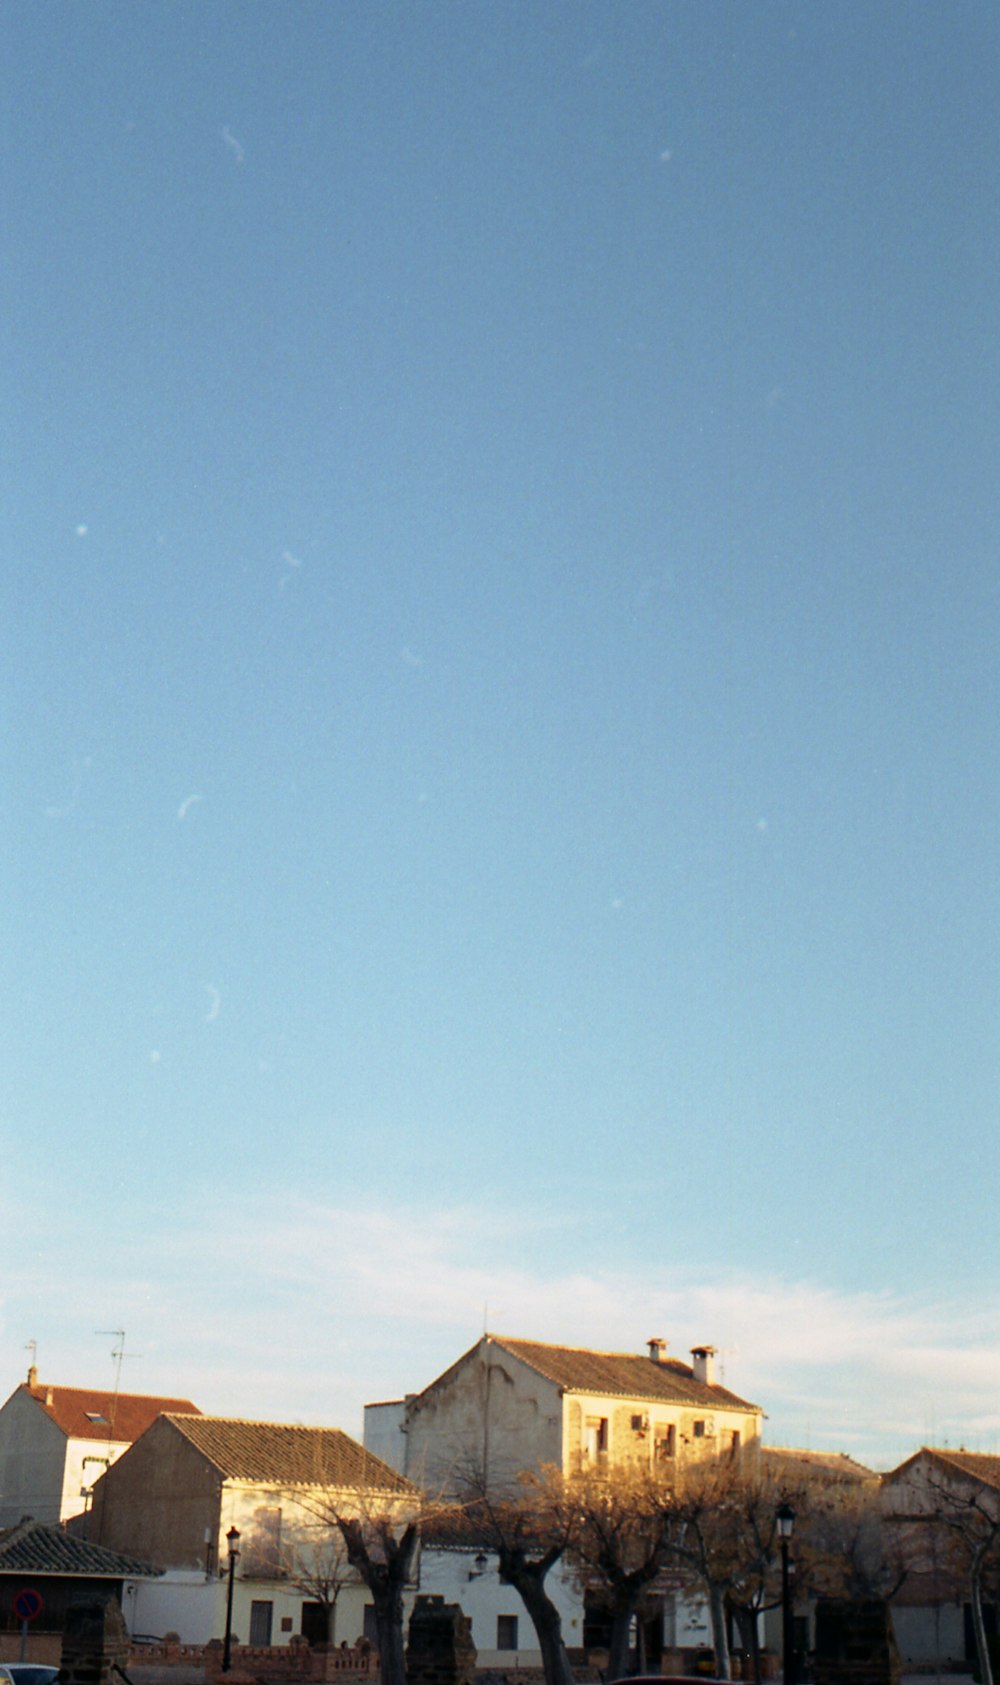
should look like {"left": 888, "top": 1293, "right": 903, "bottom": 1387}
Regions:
{"left": 95, "top": 1329, "right": 136, "bottom": 1433}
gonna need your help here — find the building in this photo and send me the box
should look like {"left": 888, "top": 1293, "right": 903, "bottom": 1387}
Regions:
{"left": 366, "top": 1333, "right": 763, "bottom": 1495}
{"left": 0, "top": 1368, "right": 201, "bottom": 1527}
{"left": 0, "top": 1516, "right": 160, "bottom": 1651}
{"left": 881, "top": 1447, "right": 1000, "bottom": 1670}
{"left": 85, "top": 1413, "right": 419, "bottom": 1647}
{"left": 365, "top": 1332, "right": 763, "bottom": 1672}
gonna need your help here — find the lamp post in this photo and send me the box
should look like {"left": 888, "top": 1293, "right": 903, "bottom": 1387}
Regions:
{"left": 222, "top": 1525, "right": 240, "bottom": 1673}
{"left": 776, "top": 1503, "right": 795, "bottom": 1685}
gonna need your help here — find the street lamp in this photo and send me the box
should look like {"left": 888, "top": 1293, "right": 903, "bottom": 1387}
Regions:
{"left": 222, "top": 1526, "right": 241, "bottom": 1673}
{"left": 776, "top": 1504, "right": 795, "bottom": 1685}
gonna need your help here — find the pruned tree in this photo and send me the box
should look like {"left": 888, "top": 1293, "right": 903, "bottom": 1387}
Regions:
{"left": 661, "top": 1456, "right": 828, "bottom": 1682}
{"left": 333, "top": 1512, "right": 420, "bottom": 1685}
{"left": 458, "top": 1466, "right": 578, "bottom": 1685}
{"left": 566, "top": 1468, "right": 680, "bottom": 1681}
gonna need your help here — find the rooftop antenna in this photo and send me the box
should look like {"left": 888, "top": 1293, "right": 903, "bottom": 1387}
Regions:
{"left": 25, "top": 1339, "right": 37, "bottom": 1381}
{"left": 95, "top": 1329, "right": 135, "bottom": 1435}
{"left": 717, "top": 1344, "right": 740, "bottom": 1385}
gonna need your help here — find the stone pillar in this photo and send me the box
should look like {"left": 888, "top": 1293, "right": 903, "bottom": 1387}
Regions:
{"left": 406, "top": 1596, "right": 476, "bottom": 1685}
{"left": 60, "top": 1598, "right": 131, "bottom": 1685}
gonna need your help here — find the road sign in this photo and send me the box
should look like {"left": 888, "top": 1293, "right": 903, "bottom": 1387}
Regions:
{"left": 13, "top": 1589, "right": 43, "bottom": 1622}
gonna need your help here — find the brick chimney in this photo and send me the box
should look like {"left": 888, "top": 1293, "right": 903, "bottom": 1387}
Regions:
{"left": 690, "top": 1346, "right": 716, "bottom": 1386}
{"left": 647, "top": 1337, "right": 667, "bottom": 1362}
{"left": 27, "top": 1366, "right": 38, "bottom": 1389}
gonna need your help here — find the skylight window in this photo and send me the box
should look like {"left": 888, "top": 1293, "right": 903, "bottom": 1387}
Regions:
{"left": 85, "top": 1412, "right": 108, "bottom": 1424}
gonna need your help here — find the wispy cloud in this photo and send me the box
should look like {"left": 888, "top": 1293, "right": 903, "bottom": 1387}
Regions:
{"left": 2, "top": 1193, "right": 996, "bottom": 1465}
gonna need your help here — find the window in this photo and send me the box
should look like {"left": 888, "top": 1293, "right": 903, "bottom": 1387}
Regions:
{"left": 497, "top": 1615, "right": 519, "bottom": 1651}
{"left": 730, "top": 1430, "right": 741, "bottom": 1453}
{"left": 84, "top": 1412, "right": 108, "bottom": 1424}
{"left": 654, "top": 1424, "right": 676, "bottom": 1460}
{"left": 693, "top": 1420, "right": 705, "bottom": 1438}
{"left": 242, "top": 1507, "right": 283, "bottom": 1577}
{"left": 249, "top": 1601, "right": 273, "bottom": 1646}
{"left": 584, "top": 1416, "right": 609, "bottom": 1463}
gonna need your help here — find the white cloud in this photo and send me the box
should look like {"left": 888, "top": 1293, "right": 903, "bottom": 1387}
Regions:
{"left": 2, "top": 1193, "right": 996, "bottom": 1466}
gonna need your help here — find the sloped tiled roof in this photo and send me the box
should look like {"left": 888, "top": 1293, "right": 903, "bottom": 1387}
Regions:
{"left": 760, "top": 1446, "right": 875, "bottom": 1482}
{"left": 886, "top": 1447, "right": 1000, "bottom": 1493}
{"left": 487, "top": 1337, "right": 761, "bottom": 1414}
{"left": 165, "top": 1416, "right": 416, "bottom": 1493}
{"left": 24, "top": 1383, "right": 200, "bottom": 1444}
{"left": 0, "top": 1517, "right": 160, "bottom": 1579}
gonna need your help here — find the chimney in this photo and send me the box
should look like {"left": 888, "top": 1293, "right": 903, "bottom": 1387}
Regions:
{"left": 691, "top": 1346, "right": 716, "bottom": 1386}
{"left": 27, "top": 1366, "right": 38, "bottom": 1389}
{"left": 647, "top": 1337, "right": 667, "bottom": 1363}
{"left": 45, "top": 1387, "right": 54, "bottom": 1406}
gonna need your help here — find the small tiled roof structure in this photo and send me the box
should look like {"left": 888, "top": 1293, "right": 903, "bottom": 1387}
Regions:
{"left": 759, "top": 1446, "right": 875, "bottom": 1482}
{"left": 164, "top": 1415, "right": 416, "bottom": 1493}
{"left": 0, "top": 1517, "right": 160, "bottom": 1579}
{"left": 473, "top": 1336, "right": 760, "bottom": 1414}
{"left": 23, "top": 1379, "right": 200, "bottom": 1443}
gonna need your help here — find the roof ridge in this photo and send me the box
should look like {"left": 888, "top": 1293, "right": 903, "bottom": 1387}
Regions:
{"left": 166, "top": 1414, "right": 353, "bottom": 1430}
{"left": 495, "top": 1334, "right": 685, "bottom": 1360}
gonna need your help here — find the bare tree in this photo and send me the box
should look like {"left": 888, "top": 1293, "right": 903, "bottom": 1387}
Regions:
{"left": 914, "top": 1461, "right": 1000, "bottom": 1685}
{"left": 459, "top": 1467, "right": 578, "bottom": 1685}
{"left": 334, "top": 1512, "right": 420, "bottom": 1685}
{"left": 802, "top": 1480, "right": 908, "bottom": 1605}
{"left": 566, "top": 1469, "right": 680, "bottom": 1682}
{"left": 287, "top": 1527, "right": 355, "bottom": 1644}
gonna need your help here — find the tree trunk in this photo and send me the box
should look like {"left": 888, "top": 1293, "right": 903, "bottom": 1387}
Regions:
{"left": 369, "top": 1580, "right": 407, "bottom": 1685}
{"left": 335, "top": 1518, "right": 418, "bottom": 1685}
{"left": 326, "top": 1601, "right": 337, "bottom": 1646}
{"left": 499, "top": 1554, "right": 575, "bottom": 1685}
{"left": 708, "top": 1584, "right": 731, "bottom": 1681}
{"left": 970, "top": 1543, "right": 994, "bottom": 1685}
{"left": 607, "top": 1605, "right": 634, "bottom": 1682}
{"left": 731, "top": 1603, "right": 762, "bottom": 1685}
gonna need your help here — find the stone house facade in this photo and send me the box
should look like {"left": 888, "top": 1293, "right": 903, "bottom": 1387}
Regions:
{"left": 365, "top": 1333, "right": 762, "bottom": 1496}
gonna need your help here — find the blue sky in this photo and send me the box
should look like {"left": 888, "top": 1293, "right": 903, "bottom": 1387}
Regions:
{"left": 2, "top": 2, "right": 997, "bottom": 1470}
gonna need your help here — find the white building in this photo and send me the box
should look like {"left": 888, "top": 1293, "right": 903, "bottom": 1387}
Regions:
{"left": 0, "top": 1366, "right": 200, "bottom": 1527}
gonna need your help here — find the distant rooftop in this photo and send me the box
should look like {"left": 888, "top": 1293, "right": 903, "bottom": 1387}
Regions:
{"left": 0, "top": 1515, "right": 160, "bottom": 1578}
{"left": 419, "top": 1334, "right": 760, "bottom": 1414}
{"left": 164, "top": 1414, "right": 417, "bottom": 1493}
{"left": 22, "top": 1378, "right": 200, "bottom": 1443}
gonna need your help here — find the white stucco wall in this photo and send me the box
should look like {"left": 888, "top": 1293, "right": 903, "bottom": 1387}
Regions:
{"left": 128, "top": 1567, "right": 378, "bottom": 1650}
{"left": 0, "top": 1389, "right": 67, "bottom": 1526}
{"left": 63, "top": 1434, "right": 131, "bottom": 1521}
{"left": 418, "top": 1547, "right": 583, "bottom": 1667}
{"left": 363, "top": 1402, "right": 407, "bottom": 1474}
{"left": 404, "top": 1340, "right": 562, "bottom": 1495}
{"left": 890, "top": 1603, "right": 966, "bottom": 1666}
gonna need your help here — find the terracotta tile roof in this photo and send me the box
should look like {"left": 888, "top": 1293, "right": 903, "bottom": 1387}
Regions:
{"left": 760, "top": 1446, "right": 875, "bottom": 1481}
{"left": 0, "top": 1517, "right": 160, "bottom": 1579}
{"left": 24, "top": 1383, "right": 200, "bottom": 1444}
{"left": 488, "top": 1337, "right": 761, "bottom": 1414}
{"left": 165, "top": 1416, "right": 416, "bottom": 1493}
